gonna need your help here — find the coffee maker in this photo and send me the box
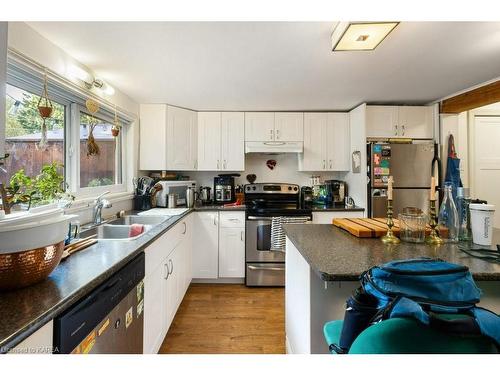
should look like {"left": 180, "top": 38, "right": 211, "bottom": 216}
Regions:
{"left": 214, "top": 174, "right": 238, "bottom": 204}
{"left": 325, "top": 180, "right": 347, "bottom": 206}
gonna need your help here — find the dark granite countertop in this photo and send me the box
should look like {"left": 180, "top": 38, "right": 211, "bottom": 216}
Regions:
{"left": 311, "top": 205, "right": 364, "bottom": 212}
{"left": 0, "top": 209, "right": 194, "bottom": 352}
{"left": 284, "top": 224, "right": 500, "bottom": 282}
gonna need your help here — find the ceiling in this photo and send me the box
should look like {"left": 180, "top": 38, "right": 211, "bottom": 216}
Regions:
{"left": 27, "top": 22, "right": 500, "bottom": 111}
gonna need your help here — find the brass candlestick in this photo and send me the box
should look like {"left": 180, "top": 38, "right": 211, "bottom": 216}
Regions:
{"left": 426, "top": 199, "right": 443, "bottom": 245}
{"left": 381, "top": 198, "right": 400, "bottom": 244}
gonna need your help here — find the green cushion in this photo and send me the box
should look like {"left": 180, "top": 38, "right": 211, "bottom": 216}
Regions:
{"left": 324, "top": 318, "right": 498, "bottom": 354}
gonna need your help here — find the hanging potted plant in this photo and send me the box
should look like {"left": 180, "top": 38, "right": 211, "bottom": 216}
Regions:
{"left": 37, "top": 69, "right": 53, "bottom": 150}
{"left": 111, "top": 104, "right": 121, "bottom": 137}
{"left": 85, "top": 98, "right": 100, "bottom": 156}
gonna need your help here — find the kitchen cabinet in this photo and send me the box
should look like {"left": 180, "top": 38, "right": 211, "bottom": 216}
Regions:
{"left": 143, "top": 216, "right": 192, "bottom": 354}
{"left": 192, "top": 211, "right": 219, "bottom": 278}
{"left": 299, "top": 113, "right": 350, "bottom": 171}
{"left": 274, "top": 112, "right": 304, "bottom": 141}
{"left": 8, "top": 321, "right": 53, "bottom": 354}
{"left": 218, "top": 212, "right": 245, "bottom": 278}
{"left": 139, "top": 104, "right": 197, "bottom": 171}
{"left": 366, "top": 105, "right": 433, "bottom": 139}
{"left": 245, "top": 112, "right": 275, "bottom": 141}
{"left": 197, "top": 112, "right": 245, "bottom": 171}
{"left": 245, "top": 112, "right": 304, "bottom": 142}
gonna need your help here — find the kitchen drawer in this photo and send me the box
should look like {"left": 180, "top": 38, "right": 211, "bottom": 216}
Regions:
{"left": 246, "top": 263, "right": 285, "bottom": 286}
{"left": 219, "top": 212, "right": 245, "bottom": 228}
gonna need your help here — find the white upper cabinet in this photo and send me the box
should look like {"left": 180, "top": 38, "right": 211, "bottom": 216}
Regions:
{"left": 197, "top": 112, "right": 222, "bottom": 170}
{"left": 398, "top": 106, "right": 434, "bottom": 139}
{"left": 221, "top": 112, "right": 245, "bottom": 171}
{"left": 326, "top": 113, "right": 350, "bottom": 171}
{"left": 245, "top": 112, "right": 275, "bottom": 141}
{"left": 366, "top": 106, "right": 399, "bottom": 138}
{"left": 166, "top": 106, "right": 198, "bottom": 170}
{"left": 140, "top": 104, "right": 197, "bottom": 171}
{"left": 299, "top": 113, "right": 350, "bottom": 171}
{"left": 366, "top": 105, "right": 434, "bottom": 139}
{"left": 197, "top": 112, "right": 245, "bottom": 171}
{"left": 140, "top": 104, "right": 168, "bottom": 170}
{"left": 274, "top": 112, "right": 304, "bottom": 141}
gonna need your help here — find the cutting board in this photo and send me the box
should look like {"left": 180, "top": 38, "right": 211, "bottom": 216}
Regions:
{"left": 332, "top": 218, "right": 445, "bottom": 238}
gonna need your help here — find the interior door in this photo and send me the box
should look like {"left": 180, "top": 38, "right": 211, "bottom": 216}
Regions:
{"left": 474, "top": 116, "right": 500, "bottom": 228}
{"left": 221, "top": 112, "right": 245, "bottom": 171}
{"left": 197, "top": 112, "right": 221, "bottom": 170}
{"left": 274, "top": 112, "right": 304, "bottom": 141}
{"left": 244, "top": 112, "right": 275, "bottom": 141}
{"left": 301, "top": 113, "right": 327, "bottom": 171}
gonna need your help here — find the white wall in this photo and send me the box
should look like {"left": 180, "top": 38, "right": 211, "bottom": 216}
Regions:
{"left": 172, "top": 153, "right": 346, "bottom": 190}
{"left": 0, "top": 23, "right": 7, "bottom": 159}
{"left": 344, "top": 103, "right": 367, "bottom": 214}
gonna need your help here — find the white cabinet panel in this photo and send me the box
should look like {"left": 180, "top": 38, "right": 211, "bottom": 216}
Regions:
{"left": 366, "top": 106, "right": 399, "bottom": 138}
{"left": 167, "top": 106, "right": 197, "bottom": 170}
{"left": 144, "top": 262, "right": 167, "bottom": 354}
{"left": 300, "top": 113, "right": 328, "bottom": 171}
{"left": 140, "top": 104, "right": 168, "bottom": 170}
{"left": 198, "top": 112, "right": 222, "bottom": 170}
{"left": 274, "top": 112, "right": 304, "bottom": 141}
{"left": 221, "top": 112, "right": 245, "bottom": 171}
{"left": 327, "top": 113, "right": 350, "bottom": 171}
{"left": 398, "top": 106, "right": 434, "bottom": 139}
{"left": 192, "top": 212, "right": 219, "bottom": 278}
{"left": 219, "top": 227, "right": 245, "bottom": 278}
{"left": 245, "top": 112, "right": 275, "bottom": 141}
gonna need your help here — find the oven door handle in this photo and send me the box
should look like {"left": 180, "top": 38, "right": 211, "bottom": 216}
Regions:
{"left": 247, "top": 265, "right": 284, "bottom": 271}
{"left": 247, "top": 216, "right": 274, "bottom": 221}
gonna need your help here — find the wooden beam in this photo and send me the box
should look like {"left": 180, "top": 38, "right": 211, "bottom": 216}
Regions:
{"left": 440, "top": 80, "right": 500, "bottom": 113}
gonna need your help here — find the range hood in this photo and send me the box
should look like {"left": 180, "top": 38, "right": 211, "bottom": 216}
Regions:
{"left": 245, "top": 141, "right": 303, "bottom": 154}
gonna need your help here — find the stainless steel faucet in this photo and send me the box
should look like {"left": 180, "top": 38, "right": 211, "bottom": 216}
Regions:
{"left": 92, "top": 191, "right": 112, "bottom": 225}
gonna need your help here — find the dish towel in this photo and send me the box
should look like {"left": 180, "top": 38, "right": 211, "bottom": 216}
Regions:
{"left": 270, "top": 216, "right": 310, "bottom": 252}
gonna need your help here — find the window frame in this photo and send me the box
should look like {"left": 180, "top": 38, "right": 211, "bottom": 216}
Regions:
{"left": 6, "top": 57, "right": 130, "bottom": 203}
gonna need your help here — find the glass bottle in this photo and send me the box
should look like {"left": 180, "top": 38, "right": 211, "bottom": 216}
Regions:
{"left": 438, "top": 182, "right": 459, "bottom": 242}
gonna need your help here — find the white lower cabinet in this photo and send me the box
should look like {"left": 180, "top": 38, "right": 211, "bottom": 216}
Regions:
{"left": 192, "top": 211, "right": 219, "bottom": 278}
{"left": 143, "top": 216, "right": 192, "bottom": 354}
{"left": 219, "top": 227, "right": 245, "bottom": 278}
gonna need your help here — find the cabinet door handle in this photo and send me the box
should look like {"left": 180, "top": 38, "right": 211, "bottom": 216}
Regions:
{"left": 223, "top": 159, "right": 227, "bottom": 169}
{"left": 270, "top": 129, "right": 274, "bottom": 140}
{"left": 169, "top": 259, "right": 173, "bottom": 275}
{"left": 182, "top": 222, "right": 187, "bottom": 234}
{"left": 241, "top": 231, "right": 244, "bottom": 241}
{"left": 401, "top": 125, "right": 405, "bottom": 136}
{"left": 217, "top": 160, "right": 220, "bottom": 170}
{"left": 395, "top": 125, "right": 398, "bottom": 136}
{"left": 322, "top": 160, "right": 326, "bottom": 169}
{"left": 276, "top": 129, "right": 280, "bottom": 140}
{"left": 164, "top": 263, "right": 169, "bottom": 280}
{"left": 213, "top": 215, "right": 217, "bottom": 226}
{"left": 329, "top": 160, "right": 333, "bottom": 169}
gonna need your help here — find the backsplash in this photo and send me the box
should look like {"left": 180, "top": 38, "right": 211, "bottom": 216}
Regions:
{"left": 169, "top": 153, "right": 347, "bottom": 188}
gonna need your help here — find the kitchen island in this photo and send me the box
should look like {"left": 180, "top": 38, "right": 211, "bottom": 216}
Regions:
{"left": 284, "top": 224, "right": 500, "bottom": 354}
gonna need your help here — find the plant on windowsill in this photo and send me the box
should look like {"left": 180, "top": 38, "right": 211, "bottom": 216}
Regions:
{"left": 4, "top": 162, "right": 74, "bottom": 211}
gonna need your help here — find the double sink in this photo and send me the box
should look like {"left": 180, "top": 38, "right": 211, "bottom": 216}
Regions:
{"left": 80, "top": 215, "right": 171, "bottom": 241}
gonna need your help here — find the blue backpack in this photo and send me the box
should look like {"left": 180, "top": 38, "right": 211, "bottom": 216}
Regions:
{"left": 333, "top": 258, "right": 500, "bottom": 354}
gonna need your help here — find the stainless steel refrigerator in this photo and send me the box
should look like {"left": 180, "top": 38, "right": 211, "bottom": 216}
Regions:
{"left": 367, "top": 142, "right": 436, "bottom": 217}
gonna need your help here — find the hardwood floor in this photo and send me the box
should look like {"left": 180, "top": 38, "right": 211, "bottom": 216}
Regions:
{"left": 159, "top": 284, "right": 285, "bottom": 354}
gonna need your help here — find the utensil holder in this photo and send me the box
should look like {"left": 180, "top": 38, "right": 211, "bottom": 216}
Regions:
{"left": 134, "top": 195, "right": 152, "bottom": 211}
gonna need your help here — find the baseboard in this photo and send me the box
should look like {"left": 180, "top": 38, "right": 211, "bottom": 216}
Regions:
{"left": 191, "top": 278, "right": 245, "bottom": 284}
{"left": 285, "top": 335, "right": 293, "bottom": 354}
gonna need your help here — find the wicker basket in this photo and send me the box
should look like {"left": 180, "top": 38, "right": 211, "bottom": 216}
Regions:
{"left": 0, "top": 241, "right": 64, "bottom": 291}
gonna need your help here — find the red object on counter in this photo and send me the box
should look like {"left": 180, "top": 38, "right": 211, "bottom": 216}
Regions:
{"left": 129, "top": 224, "right": 145, "bottom": 237}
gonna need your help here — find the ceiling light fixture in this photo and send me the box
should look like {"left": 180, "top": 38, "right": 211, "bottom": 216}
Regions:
{"left": 69, "top": 65, "right": 115, "bottom": 96}
{"left": 331, "top": 22, "right": 399, "bottom": 51}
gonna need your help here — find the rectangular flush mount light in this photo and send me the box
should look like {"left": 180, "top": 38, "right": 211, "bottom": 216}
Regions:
{"left": 331, "top": 22, "right": 398, "bottom": 51}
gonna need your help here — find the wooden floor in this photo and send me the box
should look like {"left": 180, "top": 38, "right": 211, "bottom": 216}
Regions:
{"left": 159, "top": 284, "right": 285, "bottom": 354}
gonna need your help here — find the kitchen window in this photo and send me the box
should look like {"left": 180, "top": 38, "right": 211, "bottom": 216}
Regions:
{"left": 2, "top": 58, "right": 130, "bottom": 205}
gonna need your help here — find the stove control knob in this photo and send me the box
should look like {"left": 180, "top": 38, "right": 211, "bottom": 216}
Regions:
{"left": 252, "top": 186, "right": 256, "bottom": 191}
{"left": 293, "top": 186, "right": 298, "bottom": 191}
{"left": 288, "top": 186, "right": 292, "bottom": 191}
{"left": 246, "top": 186, "right": 251, "bottom": 191}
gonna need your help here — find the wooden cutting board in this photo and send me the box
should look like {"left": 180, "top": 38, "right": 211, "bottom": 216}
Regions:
{"left": 332, "top": 218, "right": 445, "bottom": 238}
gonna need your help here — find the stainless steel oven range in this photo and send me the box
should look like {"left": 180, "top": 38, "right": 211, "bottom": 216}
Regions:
{"left": 245, "top": 183, "right": 312, "bottom": 286}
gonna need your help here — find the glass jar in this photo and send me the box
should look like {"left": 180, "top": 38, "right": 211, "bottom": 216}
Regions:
{"left": 438, "top": 182, "right": 459, "bottom": 242}
{"left": 398, "top": 207, "right": 426, "bottom": 243}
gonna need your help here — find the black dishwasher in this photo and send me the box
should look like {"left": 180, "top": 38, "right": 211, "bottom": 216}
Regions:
{"left": 54, "top": 252, "right": 145, "bottom": 354}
